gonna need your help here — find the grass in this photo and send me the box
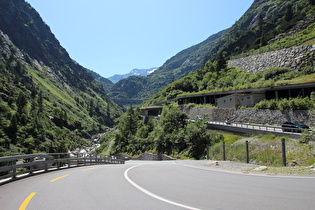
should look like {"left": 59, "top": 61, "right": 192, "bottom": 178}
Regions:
{"left": 289, "top": 73, "right": 315, "bottom": 84}
{"left": 178, "top": 73, "right": 315, "bottom": 100}
{"left": 29, "top": 69, "right": 76, "bottom": 108}
{"left": 209, "top": 134, "right": 315, "bottom": 168}
{"left": 246, "top": 166, "right": 315, "bottom": 176}
{"left": 233, "top": 22, "right": 315, "bottom": 60}
{"left": 303, "top": 38, "right": 315, "bottom": 45}
{"left": 27, "top": 66, "right": 101, "bottom": 131}
{"left": 222, "top": 133, "right": 243, "bottom": 145}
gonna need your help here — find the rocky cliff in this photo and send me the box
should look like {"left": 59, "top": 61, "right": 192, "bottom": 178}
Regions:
{"left": 228, "top": 45, "right": 315, "bottom": 73}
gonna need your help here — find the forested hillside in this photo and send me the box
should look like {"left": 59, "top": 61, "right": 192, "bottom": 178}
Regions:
{"left": 0, "top": 0, "right": 122, "bottom": 156}
{"left": 88, "top": 70, "right": 114, "bottom": 93}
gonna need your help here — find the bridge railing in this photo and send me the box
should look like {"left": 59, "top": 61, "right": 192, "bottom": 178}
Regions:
{"left": 0, "top": 153, "right": 124, "bottom": 182}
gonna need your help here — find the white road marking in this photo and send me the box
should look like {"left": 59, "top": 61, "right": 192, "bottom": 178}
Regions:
{"left": 124, "top": 164, "right": 201, "bottom": 210}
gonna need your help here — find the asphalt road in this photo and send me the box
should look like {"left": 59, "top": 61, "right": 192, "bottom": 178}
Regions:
{"left": 1, "top": 160, "right": 314, "bottom": 210}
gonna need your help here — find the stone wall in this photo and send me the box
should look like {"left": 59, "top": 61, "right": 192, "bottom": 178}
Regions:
{"left": 228, "top": 45, "right": 315, "bottom": 73}
{"left": 183, "top": 107, "right": 315, "bottom": 126}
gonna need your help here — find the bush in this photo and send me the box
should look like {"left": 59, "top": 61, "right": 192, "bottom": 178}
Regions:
{"left": 254, "top": 97, "right": 315, "bottom": 110}
{"left": 222, "top": 134, "right": 242, "bottom": 145}
{"left": 268, "top": 99, "right": 278, "bottom": 110}
{"left": 278, "top": 98, "right": 290, "bottom": 110}
{"left": 184, "top": 103, "right": 197, "bottom": 108}
{"left": 299, "top": 130, "right": 315, "bottom": 144}
{"left": 254, "top": 99, "right": 269, "bottom": 109}
{"left": 263, "top": 67, "right": 291, "bottom": 80}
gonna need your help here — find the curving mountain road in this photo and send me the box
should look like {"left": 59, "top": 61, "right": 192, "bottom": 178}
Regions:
{"left": 0, "top": 160, "right": 314, "bottom": 210}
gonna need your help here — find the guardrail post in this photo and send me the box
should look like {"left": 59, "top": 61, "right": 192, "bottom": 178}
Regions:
{"left": 44, "top": 161, "right": 48, "bottom": 172}
{"left": 282, "top": 138, "right": 287, "bottom": 167}
{"left": 206, "top": 145, "right": 210, "bottom": 160}
{"left": 57, "top": 154, "right": 60, "bottom": 169}
{"left": 30, "top": 158, "right": 33, "bottom": 174}
{"left": 222, "top": 142, "right": 226, "bottom": 161}
{"left": 12, "top": 160, "right": 17, "bottom": 179}
{"left": 246, "top": 141, "right": 249, "bottom": 164}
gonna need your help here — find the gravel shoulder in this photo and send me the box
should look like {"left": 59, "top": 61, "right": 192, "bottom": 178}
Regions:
{"left": 177, "top": 160, "right": 315, "bottom": 176}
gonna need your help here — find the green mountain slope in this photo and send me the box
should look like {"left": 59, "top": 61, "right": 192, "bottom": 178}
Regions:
{"left": 0, "top": 0, "right": 122, "bottom": 155}
{"left": 109, "top": 30, "right": 225, "bottom": 102}
{"left": 88, "top": 70, "right": 114, "bottom": 93}
{"left": 203, "top": 0, "right": 315, "bottom": 62}
{"left": 144, "top": 0, "right": 315, "bottom": 105}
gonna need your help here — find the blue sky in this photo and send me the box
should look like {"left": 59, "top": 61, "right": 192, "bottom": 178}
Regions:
{"left": 26, "top": 0, "right": 254, "bottom": 78}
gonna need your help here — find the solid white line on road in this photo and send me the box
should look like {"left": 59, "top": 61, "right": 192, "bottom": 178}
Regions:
{"left": 124, "top": 164, "right": 201, "bottom": 210}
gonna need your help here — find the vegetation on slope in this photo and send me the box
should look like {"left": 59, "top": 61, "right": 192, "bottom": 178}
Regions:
{"left": 88, "top": 70, "right": 114, "bottom": 93}
{"left": 209, "top": 133, "right": 315, "bottom": 168}
{"left": 98, "top": 104, "right": 315, "bottom": 166}
{"left": 0, "top": 0, "right": 122, "bottom": 156}
{"left": 144, "top": 60, "right": 315, "bottom": 107}
{"left": 109, "top": 30, "right": 225, "bottom": 101}
{"left": 144, "top": 0, "right": 315, "bottom": 106}
{"left": 0, "top": 42, "right": 122, "bottom": 156}
{"left": 97, "top": 104, "right": 223, "bottom": 159}
{"left": 204, "top": 0, "right": 315, "bottom": 62}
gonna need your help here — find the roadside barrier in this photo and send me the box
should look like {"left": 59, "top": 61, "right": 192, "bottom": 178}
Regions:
{"left": 206, "top": 121, "right": 303, "bottom": 139}
{"left": 0, "top": 153, "right": 124, "bottom": 183}
{"left": 207, "top": 121, "right": 283, "bottom": 132}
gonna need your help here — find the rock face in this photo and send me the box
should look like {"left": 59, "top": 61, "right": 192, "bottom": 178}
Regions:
{"left": 228, "top": 45, "right": 315, "bottom": 73}
{"left": 183, "top": 107, "right": 315, "bottom": 126}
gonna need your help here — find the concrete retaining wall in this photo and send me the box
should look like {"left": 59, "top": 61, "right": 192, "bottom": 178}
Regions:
{"left": 182, "top": 107, "right": 315, "bottom": 127}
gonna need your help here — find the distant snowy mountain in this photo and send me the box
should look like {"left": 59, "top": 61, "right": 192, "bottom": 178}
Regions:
{"left": 108, "top": 67, "right": 158, "bottom": 84}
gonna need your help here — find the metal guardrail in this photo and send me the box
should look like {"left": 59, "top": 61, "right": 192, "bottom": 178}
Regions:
{"left": 0, "top": 153, "right": 124, "bottom": 183}
{"left": 206, "top": 121, "right": 305, "bottom": 134}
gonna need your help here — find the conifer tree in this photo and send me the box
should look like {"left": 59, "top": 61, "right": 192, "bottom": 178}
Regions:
{"left": 216, "top": 51, "right": 227, "bottom": 71}
{"left": 285, "top": 3, "right": 293, "bottom": 22}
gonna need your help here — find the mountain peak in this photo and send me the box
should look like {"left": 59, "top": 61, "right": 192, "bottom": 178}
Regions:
{"left": 108, "top": 67, "right": 158, "bottom": 83}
